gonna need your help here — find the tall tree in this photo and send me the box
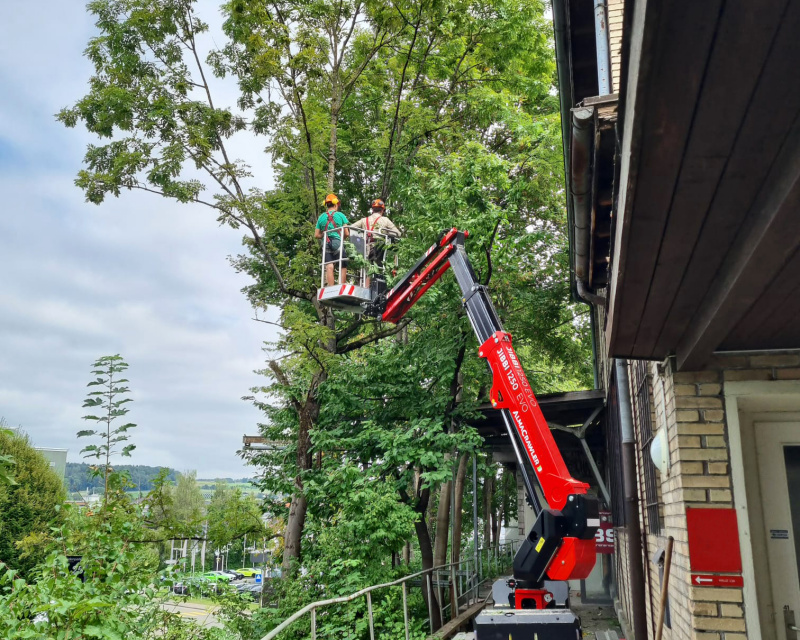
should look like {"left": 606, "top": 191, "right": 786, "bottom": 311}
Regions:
{"left": 60, "top": 0, "right": 588, "bottom": 582}
{"left": 77, "top": 355, "right": 137, "bottom": 505}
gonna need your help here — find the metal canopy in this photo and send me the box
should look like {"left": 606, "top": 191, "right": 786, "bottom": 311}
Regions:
{"left": 470, "top": 389, "right": 606, "bottom": 488}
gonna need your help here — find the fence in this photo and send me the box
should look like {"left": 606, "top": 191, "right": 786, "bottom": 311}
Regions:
{"left": 261, "top": 541, "right": 517, "bottom": 640}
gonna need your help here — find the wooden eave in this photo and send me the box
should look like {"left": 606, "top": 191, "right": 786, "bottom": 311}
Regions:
{"left": 606, "top": 0, "right": 800, "bottom": 369}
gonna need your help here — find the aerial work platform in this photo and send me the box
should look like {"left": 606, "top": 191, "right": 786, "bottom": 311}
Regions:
{"left": 317, "top": 224, "right": 396, "bottom": 314}
{"left": 317, "top": 283, "right": 373, "bottom": 313}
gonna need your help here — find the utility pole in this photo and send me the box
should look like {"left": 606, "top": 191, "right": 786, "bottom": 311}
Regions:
{"left": 201, "top": 522, "right": 207, "bottom": 571}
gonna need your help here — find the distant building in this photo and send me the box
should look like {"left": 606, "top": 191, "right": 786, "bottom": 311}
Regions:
{"left": 35, "top": 447, "right": 68, "bottom": 481}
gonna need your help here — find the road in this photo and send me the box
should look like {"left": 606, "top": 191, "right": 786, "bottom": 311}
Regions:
{"left": 164, "top": 601, "right": 222, "bottom": 628}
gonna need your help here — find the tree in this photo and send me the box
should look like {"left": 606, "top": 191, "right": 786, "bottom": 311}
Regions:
{"left": 169, "top": 471, "right": 205, "bottom": 525}
{"left": 206, "top": 481, "right": 268, "bottom": 570}
{"left": 77, "top": 355, "right": 137, "bottom": 505}
{"left": 0, "top": 419, "right": 16, "bottom": 487}
{"left": 60, "top": 0, "right": 589, "bottom": 589}
{"left": 0, "top": 430, "right": 66, "bottom": 580}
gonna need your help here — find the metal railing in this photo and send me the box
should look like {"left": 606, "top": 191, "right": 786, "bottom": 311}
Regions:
{"left": 261, "top": 541, "right": 517, "bottom": 640}
{"left": 320, "top": 225, "right": 397, "bottom": 289}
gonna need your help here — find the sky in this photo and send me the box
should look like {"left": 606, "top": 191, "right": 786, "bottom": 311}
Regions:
{"left": 0, "top": 1, "right": 282, "bottom": 478}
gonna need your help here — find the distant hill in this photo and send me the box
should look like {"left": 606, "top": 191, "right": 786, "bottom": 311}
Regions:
{"left": 65, "top": 463, "right": 178, "bottom": 493}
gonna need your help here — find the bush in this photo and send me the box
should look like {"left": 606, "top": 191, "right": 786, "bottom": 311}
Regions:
{"left": 0, "top": 430, "right": 66, "bottom": 578}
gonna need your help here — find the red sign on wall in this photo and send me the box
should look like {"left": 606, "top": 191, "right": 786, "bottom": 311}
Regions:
{"left": 595, "top": 510, "right": 615, "bottom": 554}
{"left": 691, "top": 574, "right": 744, "bottom": 588}
{"left": 687, "top": 508, "right": 742, "bottom": 573}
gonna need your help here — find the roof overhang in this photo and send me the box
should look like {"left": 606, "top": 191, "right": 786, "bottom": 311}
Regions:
{"left": 606, "top": 0, "right": 800, "bottom": 369}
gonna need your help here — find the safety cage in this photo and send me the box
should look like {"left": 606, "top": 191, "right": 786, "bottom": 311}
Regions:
{"left": 317, "top": 224, "right": 398, "bottom": 313}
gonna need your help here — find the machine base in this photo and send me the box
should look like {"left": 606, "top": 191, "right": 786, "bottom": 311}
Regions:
{"left": 474, "top": 608, "right": 581, "bottom": 639}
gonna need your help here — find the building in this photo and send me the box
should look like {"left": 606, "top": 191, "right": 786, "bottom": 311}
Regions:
{"left": 553, "top": 0, "right": 800, "bottom": 639}
{"left": 35, "top": 447, "right": 68, "bottom": 482}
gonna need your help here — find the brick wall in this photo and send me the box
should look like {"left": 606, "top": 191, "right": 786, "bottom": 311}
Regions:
{"left": 608, "top": 0, "right": 625, "bottom": 92}
{"left": 615, "top": 529, "right": 634, "bottom": 632}
{"left": 630, "top": 353, "right": 800, "bottom": 639}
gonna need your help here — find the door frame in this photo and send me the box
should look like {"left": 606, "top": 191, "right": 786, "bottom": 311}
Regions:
{"left": 725, "top": 379, "right": 800, "bottom": 640}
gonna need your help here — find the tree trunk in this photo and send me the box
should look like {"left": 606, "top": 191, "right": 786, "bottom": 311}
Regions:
{"left": 413, "top": 486, "right": 442, "bottom": 630}
{"left": 483, "top": 473, "right": 493, "bottom": 550}
{"left": 433, "top": 478, "right": 451, "bottom": 568}
{"left": 327, "top": 102, "right": 339, "bottom": 192}
{"left": 451, "top": 453, "right": 468, "bottom": 563}
{"left": 281, "top": 399, "right": 318, "bottom": 573}
{"left": 494, "top": 502, "right": 504, "bottom": 550}
{"left": 282, "top": 493, "right": 307, "bottom": 571}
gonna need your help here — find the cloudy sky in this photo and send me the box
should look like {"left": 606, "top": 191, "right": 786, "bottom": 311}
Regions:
{"left": 0, "top": 1, "right": 282, "bottom": 478}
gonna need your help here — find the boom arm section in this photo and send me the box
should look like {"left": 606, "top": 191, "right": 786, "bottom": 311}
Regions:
{"left": 377, "top": 229, "right": 598, "bottom": 584}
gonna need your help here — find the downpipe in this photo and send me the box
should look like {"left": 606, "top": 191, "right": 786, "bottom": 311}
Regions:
{"left": 615, "top": 359, "right": 649, "bottom": 640}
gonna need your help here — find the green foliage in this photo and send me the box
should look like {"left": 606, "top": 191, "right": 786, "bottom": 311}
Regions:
{"left": 0, "top": 472, "right": 230, "bottom": 639}
{"left": 0, "top": 431, "right": 67, "bottom": 580}
{"left": 0, "top": 426, "right": 15, "bottom": 487}
{"left": 207, "top": 482, "right": 270, "bottom": 570}
{"left": 66, "top": 462, "right": 179, "bottom": 493}
{"left": 78, "top": 355, "right": 138, "bottom": 506}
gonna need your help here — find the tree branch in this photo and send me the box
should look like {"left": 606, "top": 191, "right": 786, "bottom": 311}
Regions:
{"left": 337, "top": 318, "right": 412, "bottom": 353}
{"left": 483, "top": 218, "right": 501, "bottom": 285}
{"left": 268, "top": 360, "right": 302, "bottom": 412}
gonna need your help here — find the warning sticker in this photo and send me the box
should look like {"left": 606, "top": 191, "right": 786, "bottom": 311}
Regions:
{"left": 535, "top": 537, "right": 545, "bottom": 553}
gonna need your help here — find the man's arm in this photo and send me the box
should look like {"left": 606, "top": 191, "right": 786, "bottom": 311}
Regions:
{"left": 314, "top": 228, "right": 323, "bottom": 239}
{"left": 339, "top": 214, "right": 350, "bottom": 238}
{"left": 382, "top": 218, "right": 401, "bottom": 237}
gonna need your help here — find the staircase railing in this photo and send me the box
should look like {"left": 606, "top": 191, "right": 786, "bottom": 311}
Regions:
{"left": 261, "top": 541, "right": 517, "bottom": 640}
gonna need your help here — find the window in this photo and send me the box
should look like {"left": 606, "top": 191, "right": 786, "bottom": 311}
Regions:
{"left": 631, "top": 360, "right": 662, "bottom": 535}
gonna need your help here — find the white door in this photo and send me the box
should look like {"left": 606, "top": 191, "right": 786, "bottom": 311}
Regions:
{"left": 756, "top": 422, "right": 800, "bottom": 640}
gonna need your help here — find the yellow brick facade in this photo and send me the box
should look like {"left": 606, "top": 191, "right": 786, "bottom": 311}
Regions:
{"left": 608, "top": 0, "right": 625, "bottom": 92}
{"left": 611, "top": 352, "right": 800, "bottom": 639}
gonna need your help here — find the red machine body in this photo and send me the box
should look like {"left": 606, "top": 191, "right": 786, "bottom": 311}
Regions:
{"left": 374, "top": 229, "right": 598, "bottom": 593}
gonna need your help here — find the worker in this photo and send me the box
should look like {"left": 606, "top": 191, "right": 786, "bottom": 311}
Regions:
{"left": 352, "top": 199, "right": 401, "bottom": 286}
{"left": 315, "top": 193, "right": 350, "bottom": 286}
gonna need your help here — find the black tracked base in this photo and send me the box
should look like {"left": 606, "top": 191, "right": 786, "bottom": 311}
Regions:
{"left": 474, "top": 608, "right": 581, "bottom": 639}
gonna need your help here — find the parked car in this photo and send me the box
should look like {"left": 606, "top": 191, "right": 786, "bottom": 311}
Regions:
{"left": 236, "top": 583, "right": 265, "bottom": 601}
{"left": 221, "top": 569, "right": 244, "bottom": 580}
{"left": 234, "top": 567, "right": 260, "bottom": 578}
{"left": 172, "top": 575, "right": 215, "bottom": 596}
{"left": 202, "top": 571, "right": 232, "bottom": 582}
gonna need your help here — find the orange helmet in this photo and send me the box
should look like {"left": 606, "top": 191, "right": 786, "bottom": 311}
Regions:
{"left": 324, "top": 193, "right": 340, "bottom": 206}
{"left": 371, "top": 199, "right": 385, "bottom": 210}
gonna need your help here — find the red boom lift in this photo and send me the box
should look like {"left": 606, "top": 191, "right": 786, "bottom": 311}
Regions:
{"left": 322, "top": 228, "right": 599, "bottom": 637}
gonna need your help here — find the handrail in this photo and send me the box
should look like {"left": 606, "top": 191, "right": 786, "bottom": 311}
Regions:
{"left": 262, "top": 561, "right": 459, "bottom": 640}
{"left": 260, "top": 541, "right": 516, "bottom": 640}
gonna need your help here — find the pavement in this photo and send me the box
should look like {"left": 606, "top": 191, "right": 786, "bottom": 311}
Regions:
{"left": 571, "top": 597, "right": 624, "bottom": 638}
{"left": 164, "top": 600, "right": 222, "bottom": 628}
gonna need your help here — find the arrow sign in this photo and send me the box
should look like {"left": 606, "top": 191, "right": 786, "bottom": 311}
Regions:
{"left": 691, "top": 574, "right": 743, "bottom": 588}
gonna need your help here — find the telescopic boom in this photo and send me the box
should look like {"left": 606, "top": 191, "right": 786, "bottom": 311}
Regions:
{"left": 372, "top": 229, "right": 598, "bottom": 594}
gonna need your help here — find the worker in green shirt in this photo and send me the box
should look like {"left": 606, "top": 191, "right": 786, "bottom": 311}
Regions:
{"left": 314, "top": 193, "right": 350, "bottom": 286}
